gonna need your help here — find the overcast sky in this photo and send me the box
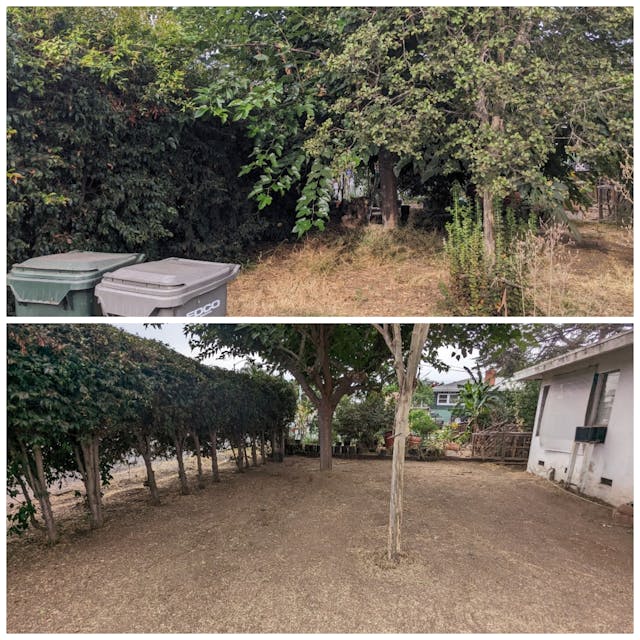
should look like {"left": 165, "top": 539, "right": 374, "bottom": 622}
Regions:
{"left": 114, "top": 323, "right": 478, "bottom": 384}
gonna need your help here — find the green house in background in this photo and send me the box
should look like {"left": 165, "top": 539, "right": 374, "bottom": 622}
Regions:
{"left": 430, "top": 379, "right": 469, "bottom": 424}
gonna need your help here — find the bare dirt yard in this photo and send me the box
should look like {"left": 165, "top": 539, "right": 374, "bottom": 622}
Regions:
{"left": 6, "top": 456, "right": 633, "bottom": 633}
{"left": 227, "top": 221, "right": 632, "bottom": 316}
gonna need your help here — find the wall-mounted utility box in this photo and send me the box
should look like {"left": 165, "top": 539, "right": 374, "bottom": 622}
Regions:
{"left": 574, "top": 426, "right": 608, "bottom": 443}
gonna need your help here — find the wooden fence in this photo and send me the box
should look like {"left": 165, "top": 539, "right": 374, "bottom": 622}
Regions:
{"left": 471, "top": 431, "right": 532, "bottom": 462}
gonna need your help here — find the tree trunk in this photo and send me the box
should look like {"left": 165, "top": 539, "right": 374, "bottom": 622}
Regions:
{"left": 373, "top": 323, "right": 430, "bottom": 562}
{"left": 209, "top": 429, "right": 220, "bottom": 482}
{"left": 482, "top": 188, "right": 496, "bottom": 260}
{"left": 475, "top": 75, "right": 498, "bottom": 261}
{"left": 26, "top": 445, "right": 57, "bottom": 544}
{"left": 77, "top": 437, "right": 104, "bottom": 529}
{"left": 250, "top": 437, "right": 258, "bottom": 467}
{"left": 174, "top": 436, "right": 191, "bottom": 494}
{"left": 388, "top": 391, "right": 411, "bottom": 560}
{"left": 137, "top": 432, "right": 160, "bottom": 505}
{"left": 260, "top": 434, "right": 267, "bottom": 465}
{"left": 141, "top": 447, "right": 160, "bottom": 505}
{"left": 16, "top": 473, "right": 42, "bottom": 529}
{"left": 318, "top": 400, "right": 333, "bottom": 471}
{"left": 379, "top": 146, "right": 399, "bottom": 229}
{"left": 243, "top": 442, "right": 250, "bottom": 468}
{"left": 192, "top": 432, "right": 205, "bottom": 489}
{"left": 271, "top": 429, "right": 283, "bottom": 462}
{"left": 235, "top": 437, "right": 245, "bottom": 472}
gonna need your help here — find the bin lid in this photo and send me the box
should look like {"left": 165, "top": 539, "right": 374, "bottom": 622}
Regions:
{"left": 7, "top": 251, "right": 146, "bottom": 304}
{"left": 10, "top": 251, "right": 145, "bottom": 276}
{"left": 102, "top": 258, "right": 238, "bottom": 289}
{"left": 96, "top": 258, "right": 240, "bottom": 313}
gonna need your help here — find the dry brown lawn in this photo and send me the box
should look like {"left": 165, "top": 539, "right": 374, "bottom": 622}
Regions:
{"left": 6, "top": 456, "right": 633, "bottom": 633}
{"left": 558, "top": 222, "right": 634, "bottom": 316}
{"left": 229, "top": 226, "right": 448, "bottom": 316}
{"left": 227, "top": 221, "right": 632, "bottom": 316}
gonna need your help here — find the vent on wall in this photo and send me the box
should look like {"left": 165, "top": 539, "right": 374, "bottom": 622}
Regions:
{"left": 600, "top": 477, "right": 613, "bottom": 486}
{"left": 538, "top": 460, "right": 545, "bottom": 466}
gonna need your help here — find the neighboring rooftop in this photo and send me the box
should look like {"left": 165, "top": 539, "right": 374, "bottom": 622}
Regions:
{"left": 432, "top": 379, "right": 469, "bottom": 392}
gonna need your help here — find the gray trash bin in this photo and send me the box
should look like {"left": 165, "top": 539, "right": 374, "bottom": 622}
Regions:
{"left": 7, "top": 251, "right": 146, "bottom": 316}
{"left": 95, "top": 257, "right": 240, "bottom": 317}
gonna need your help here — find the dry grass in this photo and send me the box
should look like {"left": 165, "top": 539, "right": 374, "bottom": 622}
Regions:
{"left": 227, "top": 221, "right": 632, "bottom": 317}
{"left": 554, "top": 222, "right": 633, "bottom": 316}
{"left": 6, "top": 457, "right": 633, "bottom": 633}
{"left": 229, "top": 225, "right": 449, "bottom": 316}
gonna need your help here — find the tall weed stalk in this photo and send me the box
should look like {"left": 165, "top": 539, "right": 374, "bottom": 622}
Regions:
{"left": 444, "top": 187, "right": 571, "bottom": 315}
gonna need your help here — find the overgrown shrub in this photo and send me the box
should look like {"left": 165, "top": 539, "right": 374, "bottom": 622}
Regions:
{"left": 333, "top": 392, "right": 395, "bottom": 448}
{"left": 443, "top": 186, "right": 578, "bottom": 315}
{"left": 6, "top": 7, "right": 294, "bottom": 270}
{"left": 408, "top": 409, "right": 438, "bottom": 437}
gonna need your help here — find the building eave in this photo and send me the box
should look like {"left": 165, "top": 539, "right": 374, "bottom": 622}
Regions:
{"left": 514, "top": 331, "right": 633, "bottom": 381}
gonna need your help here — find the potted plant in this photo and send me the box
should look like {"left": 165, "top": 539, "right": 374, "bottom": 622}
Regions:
{"left": 384, "top": 430, "right": 395, "bottom": 449}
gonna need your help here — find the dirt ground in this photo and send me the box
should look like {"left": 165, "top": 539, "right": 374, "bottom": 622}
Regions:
{"left": 227, "top": 221, "right": 632, "bottom": 316}
{"left": 6, "top": 456, "right": 633, "bottom": 634}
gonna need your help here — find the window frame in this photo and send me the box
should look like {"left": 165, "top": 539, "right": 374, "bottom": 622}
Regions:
{"left": 584, "top": 370, "right": 620, "bottom": 428}
{"left": 436, "top": 392, "right": 459, "bottom": 406}
{"left": 535, "top": 385, "right": 550, "bottom": 437}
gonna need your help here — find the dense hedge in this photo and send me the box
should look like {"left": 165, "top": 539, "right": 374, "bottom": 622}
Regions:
{"left": 7, "top": 7, "right": 292, "bottom": 270}
{"left": 7, "top": 324, "right": 297, "bottom": 543}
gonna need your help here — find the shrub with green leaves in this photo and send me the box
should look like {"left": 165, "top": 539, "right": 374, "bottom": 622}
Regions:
{"left": 6, "top": 7, "right": 289, "bottom": 271}
{"left": 408, "top": 409, "right": 438, "bottom": 437}
{"left": 333, "top": 392, "right": 395, "bottom": 448}
{"left": 443, "top": 186, "right": 538, "bottom": 315}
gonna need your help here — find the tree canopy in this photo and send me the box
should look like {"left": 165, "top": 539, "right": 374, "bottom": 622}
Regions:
{"left": 186, "top": 323, "right": 528, "bottom": 474}
{"left": 7, "top": 6, "right": 632, "bottom": 268}
{"left": 195, "top": 6, "right": 633, "bottom": 238}
{"left": 7, "top": 324, "right": 295, "bottom": 542}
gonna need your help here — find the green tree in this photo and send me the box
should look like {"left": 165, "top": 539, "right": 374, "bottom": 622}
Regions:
{"left": 195, "top": 7, "right": 632, "bottom": 244}
{"left": 7, "top": 326, "right": 75, "bottom": 543}
{"left": 7, "top": 325, "right": 143, "bottom": 537}
{"left": 477, "top": 323, "right": 633, "bottom": 376}
{"left": 412, "top": 380, "right": 435, "bottom": 407}
{"left": 333, "top": 392, "right": 395, "bottom": 449}
{"left": 437, "top": 7, "right": 633, "bottom": 254}
{"left": 186, "top": 324, "right": 391, "bottom": 471}
{"left": 250, "top": 370, "right": 298, "bottom": 463}
{"left": 373, "top": 323, "right": 527, "bottom": 561}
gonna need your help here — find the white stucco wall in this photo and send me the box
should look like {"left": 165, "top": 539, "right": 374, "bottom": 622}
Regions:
{"left": 526, "top": 346, "right": 633, "bottom": 506}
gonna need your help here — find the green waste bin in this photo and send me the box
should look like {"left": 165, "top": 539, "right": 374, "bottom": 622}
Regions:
{"left": 7, "top": 251, "right": 146, "bottom": 316}
{"left": 95, "top": 257, "right": 240, "bottom": 317}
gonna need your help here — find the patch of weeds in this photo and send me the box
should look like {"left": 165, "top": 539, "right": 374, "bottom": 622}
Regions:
{"left": 443, "top": 186, "right": 579, "bottom": 316}
{"left": 354, "top": 227, "right": 441, "bottom": 263}
{"left": 352, "top": 288, "right": 368, "bottom": 303}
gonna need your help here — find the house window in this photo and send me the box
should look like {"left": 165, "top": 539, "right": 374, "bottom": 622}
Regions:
{"left": 535, "top": 385, "right": 550, "bottom": 436}
{"left": 437, "top": 392, "right": 459, "bottom": 406}
{"left": 585, "top": 370, "right": 620, "bottom": 427}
